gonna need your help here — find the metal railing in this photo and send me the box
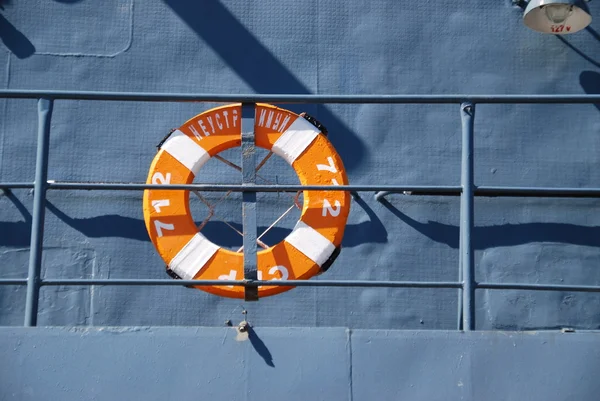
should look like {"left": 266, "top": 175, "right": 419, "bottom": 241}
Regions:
{"left": 2, "top": 90, "right": 600, "bottom": 329}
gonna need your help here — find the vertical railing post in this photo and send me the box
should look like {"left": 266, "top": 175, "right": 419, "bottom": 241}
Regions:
{"left": 457, "top": 256, "right": 463, "bottom": 330}
{"left": 24, "top": 98, "right": 53, "bottom": 326}
{"left": 460, "top": 101, "right": 475, "bottom": 330}
{"left": 241, "top": 103, "right": 258, "bottom": 301}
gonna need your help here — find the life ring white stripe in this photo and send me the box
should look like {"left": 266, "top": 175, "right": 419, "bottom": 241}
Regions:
{"left": 169, "top": 233, "right": 220, "bottom": 280}
{"left": 272, "top": 117, "right": 320, "bottom": 165}
{"left": 162, "top": 129, "right": 210, "bottom": 176}
{"left": 285, "top": 221, "right": 336, "bottom": 267}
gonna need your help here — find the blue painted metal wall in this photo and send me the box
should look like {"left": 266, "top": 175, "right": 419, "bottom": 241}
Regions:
{"left": 1, "top": 0, "right": 600, "bottom": 397}
{"left": 1, "top": 0, "right": 600, "bottom": 329}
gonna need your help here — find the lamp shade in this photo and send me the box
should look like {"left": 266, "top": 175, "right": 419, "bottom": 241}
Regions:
{"left": 523, "top": 0, "right": 592, "bottom": 34}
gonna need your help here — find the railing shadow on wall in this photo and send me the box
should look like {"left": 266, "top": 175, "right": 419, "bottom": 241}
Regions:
{"left": 0, "top": 190, "right": 390, "bottom": 248}
{"left": 4, "top": 193, "right": 597, "bottom": 250}
{"left": 2, "top": 91, "right": 600, "bottom": 330}
{"left": 379, "top": 198, "right": 600, "bottom": 249}
{"left": 0, "top": 196, "right": 388, "bottom": 248}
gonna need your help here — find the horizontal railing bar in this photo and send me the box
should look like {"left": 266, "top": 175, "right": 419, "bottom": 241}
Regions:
{"left": 477, "top": 283, "right": 600, "bottom": 292}
{"left": 1, "top": 90, "right": 600, "bottom": 104}
{"left": 45, "top": 182, "right": 460, "bottom": 192}
{"left": 5, "top": 182, "right": 600, "bottom": 199}
{"left": 5, "top": 278, "right": 599, "bottom": 292}
{"left": 40, "top": 279, "right": 463, "bottom": 288}
{"left": 476, "top": 186, "right": 600, "bottom": 198}
{"left": 375, "top": 188, "right": 461, "bottom": 200}
{"left": 377, "top": 186, "right": 600, "bottom": 200}
{"left": 33, "top": 279, "right": 600, "bottom": 292}
{"left": 0, "top": 278, "right": 27, "bottom": 285}
{"left": 4, "top": 182, "right": 600, "bottom": 198}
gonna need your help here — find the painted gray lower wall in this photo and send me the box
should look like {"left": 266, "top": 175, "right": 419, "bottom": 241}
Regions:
{"left": 2, "top": 327, "right": 599, "bottom": 401}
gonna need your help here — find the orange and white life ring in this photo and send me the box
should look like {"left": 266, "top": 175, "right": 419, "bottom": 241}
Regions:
{"left": 142, "top": 103, "right": 350, "bottom": 298}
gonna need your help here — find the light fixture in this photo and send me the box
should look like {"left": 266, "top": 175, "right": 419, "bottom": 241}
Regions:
{"left": 521, "top": 0, "right": 592, "bottom": 34}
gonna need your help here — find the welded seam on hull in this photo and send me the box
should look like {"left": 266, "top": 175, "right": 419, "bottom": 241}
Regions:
{"left": 34, "top": 0, "right": 134, "bottom": 58}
